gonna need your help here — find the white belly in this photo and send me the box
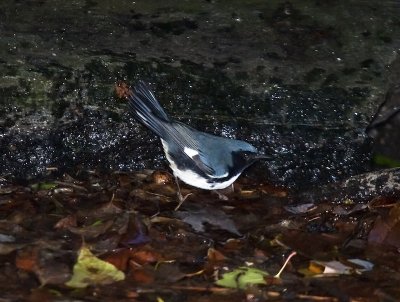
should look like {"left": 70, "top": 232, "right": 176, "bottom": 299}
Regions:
{"left": 172, "top": 165, "right": 239, "bottom": 190}
{"left": 161, "top": 139, "right": 238, "bottom": 190}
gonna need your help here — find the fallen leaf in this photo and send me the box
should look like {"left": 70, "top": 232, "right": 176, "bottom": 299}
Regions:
{"left": 284, "top": 203, "right": 316, "bottom": 214}
{"left": 102, "top": 248, "right": 131, "bottom": 271}
{"left": 68, "top": 219, "right": 114, "bottom": 238}
{"left": 303, "top": 259, "right": 374, "bottom": 276}
{"left": 54, "top": 214, "right": 77, "bottom": 229}
{"left": 207, "top": 248, "right": 227, "bottom": 262}
{"left": 131, "top": 248, "right": 160, "bottom": 264}
{"left": 151, "top": 170, "right": 173, "bottom": 185}
{"left": 332, "top": 204, "right": 367, "bottom": 215}
{"left": 129, "top": 259, "right": 156, "bottom": 284}
{"left": 31, "top": 182, "right": 58, "bottom": 191}
{"left": 121, "top": 215, "right": 150, "bottom": 245}
{"left": 115, "top": 81, "right": 132, "bottom": 99}
{"left": 368, "top": 203, "right": 400, "bottom": 248}
{"left": 65, "top": 246, "right": 125, "bottom": 288}
{"left": 280, "top": 230, "right": 344, "bottom": 260}
{"left": 175, "top": 206, "right": 240, "bottom": 235}
{"left": 155, "top": 262, "right": 186, "bottom": 283}
{"left": 33, "top": 247, "right": 73, "bottom": 285}
{"left": 216, "top": 267, "right": 269, "bottom": 289}
{"left": 16, "top": 248, "right": 37, "bottom": 272}
{"left": 0, "top": 242, "right": 28, "bottom": 255}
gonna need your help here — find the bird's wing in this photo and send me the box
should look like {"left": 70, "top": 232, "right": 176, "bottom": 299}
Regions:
{"left": 164, "top": 123, "right": 229, "bottom": 178}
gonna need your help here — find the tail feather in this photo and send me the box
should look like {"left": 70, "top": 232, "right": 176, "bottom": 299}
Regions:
{"left": 132, "top": 81, "right": 170, "bottom": 121}
{"left": 128, "top": 81, "right": 170, "bottom": 138}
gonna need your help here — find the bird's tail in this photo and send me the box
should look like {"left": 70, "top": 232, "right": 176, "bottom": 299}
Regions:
{"left": 127, "top": 81, "right": 171, "bottom": 138}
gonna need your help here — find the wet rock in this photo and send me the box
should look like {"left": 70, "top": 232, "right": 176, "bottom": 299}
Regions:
{"left": 297, "top": 168, "right": 400, "bottom": 204}
{"left": 0, "top": 0, "right": 399, "bottom": 190}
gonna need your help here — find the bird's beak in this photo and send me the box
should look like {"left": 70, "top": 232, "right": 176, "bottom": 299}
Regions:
{"left": 243, "top": 153, "right": 272, "bottom": 162}
{"left": 253, "top": 154, "right": 272, "bottom": 161}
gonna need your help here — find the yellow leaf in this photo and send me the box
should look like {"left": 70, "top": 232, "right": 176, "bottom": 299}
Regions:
{"left": 308, "top": 261, "right": 324, "bottom": 274}
{"left": 66, "top": 246, "right": 125, "bottom": 288}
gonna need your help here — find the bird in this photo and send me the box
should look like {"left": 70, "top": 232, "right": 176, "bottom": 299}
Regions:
{"left": 127, "top": 81, "right": 269, "bottom": 209}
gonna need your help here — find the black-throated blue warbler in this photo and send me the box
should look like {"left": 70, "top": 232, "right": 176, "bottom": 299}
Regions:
{"left": 127, "top": 81, "right": 269, "bottom": 208}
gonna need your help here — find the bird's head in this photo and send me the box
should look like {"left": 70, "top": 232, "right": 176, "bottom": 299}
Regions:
{"left": 230, "top": 147, "right": 271, "bottom": 174}
{"left": 239, "top": 150, "right": 271, "bottom": 164}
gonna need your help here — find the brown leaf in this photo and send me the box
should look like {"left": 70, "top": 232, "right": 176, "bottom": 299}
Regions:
{"left": 131, "top": 248, "right": 161, "bottom": 265}
{"left": 207, "top": 248, "right": 227, "bottom": 262}
{"left": 54, "top": 214, "right": 77, "bottom": 229}
{"left": 20, "top": 246, "right": 73, "bottom": 286}
{"left": 101, "top": 248, "right": 131, "bottom": 271}
{"left": 155, "top": 262, "right": 186, "bottom": 283}
{"left": 28, "top": 288, "right": 60, "bottom": 302}
{"left": 151, "top": 170, "right": 174, "bottom": 185}
{"left": 368, "top": 203, "right": 400, "bottom": 248}
{"left": 16, "top": 248, "right": 38, "bottom": 272}
{"left": 129, "top": 263, "right": 155, "bottom": 284}
{"left": 115, "top": 81, "right": 133, "bottom": 99}
{"left": 281, "top": 230, "right": 344, "bottom": 260}
{"left": 102, "top": 247, "right": 161, "bottom": 272}
{"left": 68, "top": 219, "right": 114, "bottom": 238}
{"left": 175, "top": 206, "right": 240, "bottom": 235}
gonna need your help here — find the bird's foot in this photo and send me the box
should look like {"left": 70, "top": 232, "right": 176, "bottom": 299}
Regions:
{"left": 213, "top": 184, "right": 234, "bottom": 200}
{"left": 174, "top": 192, "right": 193, "bottom": 211}
{"left": 213, "top": 190, "right": 229, "bottom": 200}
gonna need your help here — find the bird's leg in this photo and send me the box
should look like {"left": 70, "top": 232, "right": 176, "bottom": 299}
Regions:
{"left": 213, "top": 190, "right": 229, "bottom": 200}
{"left": 174, "top": 176, "right": 192, "bottom": 211}
{"left": 213, "top": 184, "right": 234, "bottom": 200}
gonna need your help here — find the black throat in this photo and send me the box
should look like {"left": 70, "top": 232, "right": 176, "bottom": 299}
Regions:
{"left": 212, "top": 151, "right": 261, "bottom": 183}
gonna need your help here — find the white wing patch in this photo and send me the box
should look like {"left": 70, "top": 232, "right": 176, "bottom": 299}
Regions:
{"left": 183, "top": 146, "right": 228, "bottom": 178}
{"left": 183, "top": 147, "right": 199, "bottom": 158}
{"left": 162, "top": 141, "right": 236, "bottom": 190}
